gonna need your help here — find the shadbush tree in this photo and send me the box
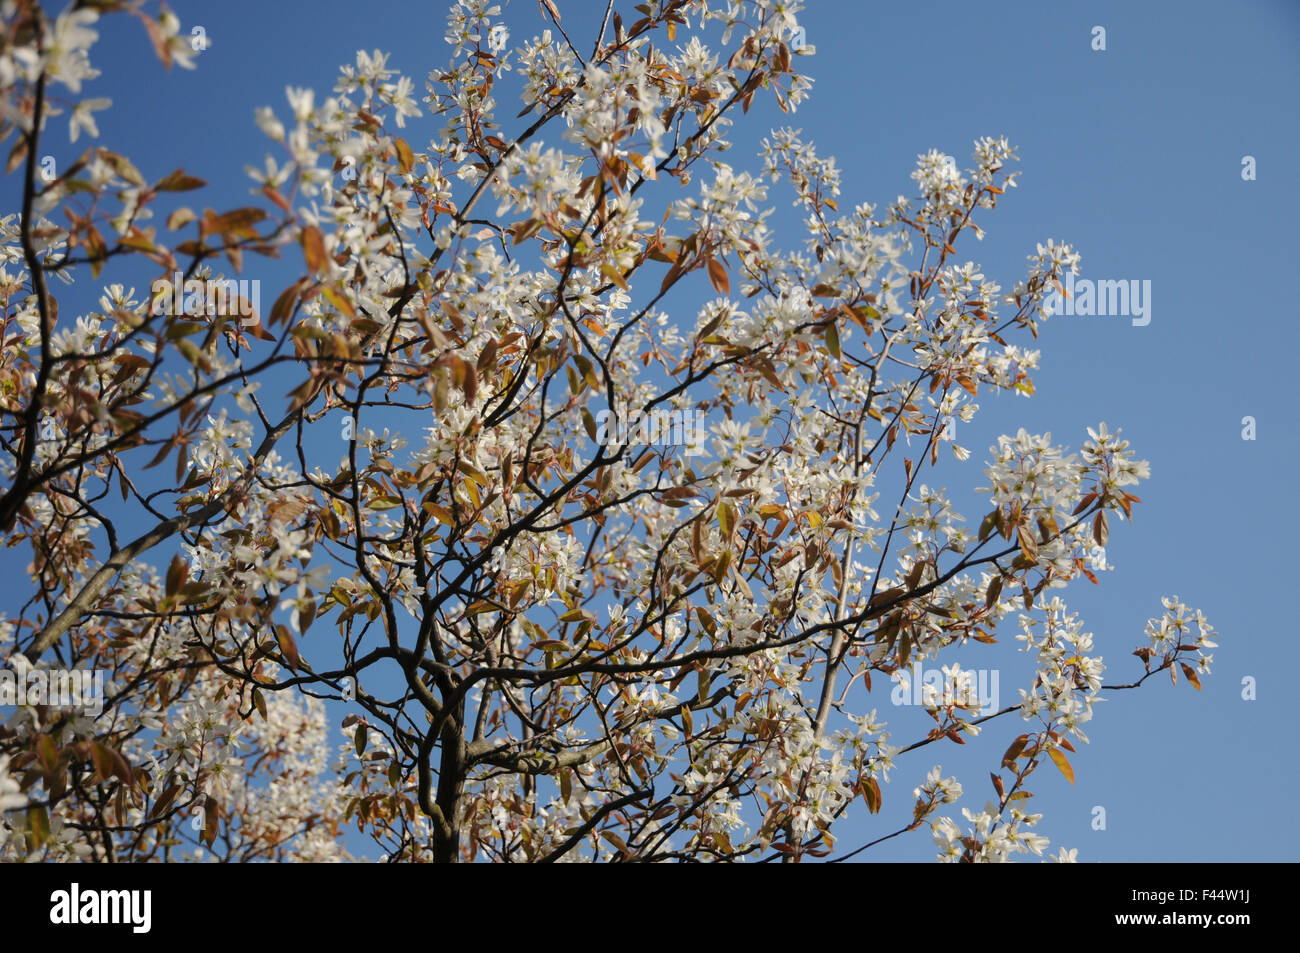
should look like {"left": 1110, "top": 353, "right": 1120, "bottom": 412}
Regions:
{"left": 0, "top": 0, "right": 1216, "bottom": 862}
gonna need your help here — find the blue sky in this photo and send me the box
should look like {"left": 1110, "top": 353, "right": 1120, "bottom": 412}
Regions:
{"left": 7, "top": 0, "right": 1298, "bottom": 861}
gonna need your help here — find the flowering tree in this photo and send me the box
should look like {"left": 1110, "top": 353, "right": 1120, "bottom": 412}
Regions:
{"left": 0, "top": 0, "right": 1217, "bottom": 863}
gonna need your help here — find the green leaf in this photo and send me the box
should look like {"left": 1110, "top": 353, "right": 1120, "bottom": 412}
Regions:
{"left": 601, "top": 262, "right": 629, "bottom": 291}
{"left": 825, "top": 320, "right": 841, "bottom": 359}
{"left": 394, "top": 137, "right": 415, "bottom": 173}
{"left": 26, "top": 805, "right": 50, "bottom": 848}
{"left": 717, "top": 502, "right": 736, "bottom": 539}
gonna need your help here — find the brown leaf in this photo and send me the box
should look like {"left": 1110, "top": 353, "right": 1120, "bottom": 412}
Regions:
{"left": 276, "top": 626, "right": 301, "bottom": 670}
{"left": 1093, "top": 510, "right": 1109, "bottom": 547}
{"left": 1017, "top": 523, "right": 1039, "bottom": 562}
{"left": 659, "top": 260, "right": 684, "bottom": 297}
{"left": 202, "top": 797, "right": 219, "bottom": 846}
{"left": 147, "top": 784, "right": 181, "bottom": 822}
{"left": 863, "top": 777, "right": 882, "bottom": 814}
{"left": 6, "top": 137, "right": 29, "bottom": 175}
{"left": 269, "top": 279, "right": 306, "bottom": 326}
{"left": 138, "top": 12, "right": 173, "bottom": 68}
{"left": 1001, "top": 734, "right": 1028, "bottom": 768}
{"left": 868, "top": 587, "right": 907, "bottom": 608}
{"left": 985, "top": 574, "right": 1004, "bottom": 608}
{"left": 167, "top": 207, "right": 196, "bottom": 231}
{"left": 155, "top": 169, "right": 207, "bottom": 192}
{"left": 203, "top": 207, "right": 266, "bottom": 237}
{"left": 300, "top": 225, "right": 328, "bottom": 276}
{"left": 706, "top": 257, "right": 730, "bottom": 295}
{"left": 262, "top": 186, "right": 292, "bottom": 213}
{"left": 165, "top": 553, "right": 187, "bottom": 596}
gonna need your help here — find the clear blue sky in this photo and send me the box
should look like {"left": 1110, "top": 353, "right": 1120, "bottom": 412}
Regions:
{"left": 11, "top": 0, "right": 1298, "bottom": 860}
